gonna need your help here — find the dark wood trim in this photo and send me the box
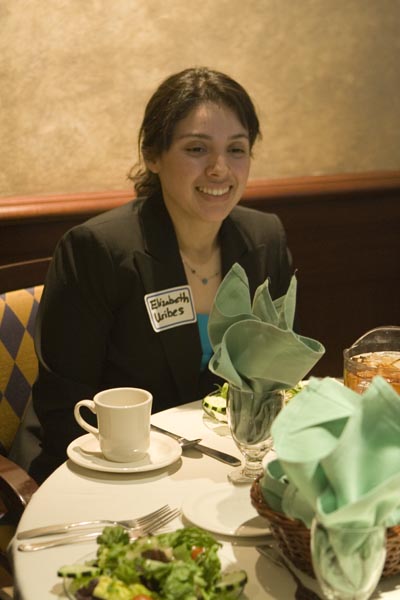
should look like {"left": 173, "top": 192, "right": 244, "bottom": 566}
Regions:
{"left": 0, "top": 454, "right": 38, "bottom": 518}
{"left": 0, "top": 190, "right": 130, "bottom": 222}
{"left": 0, "top": 259, "right": 51, "bottom": 292}
{"left": 1, "top": 170, "right": 400, "bottom": 222}
{"left": 244, "top": 170, "right": 400, "bottom": 199}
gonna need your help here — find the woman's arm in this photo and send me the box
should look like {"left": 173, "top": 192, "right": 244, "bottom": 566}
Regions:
{"left": 33, "top": 225, "right": 118, "bottom": 465}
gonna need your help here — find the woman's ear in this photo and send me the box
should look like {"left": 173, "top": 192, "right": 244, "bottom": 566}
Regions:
{"left": 144, "top": 152, "right": 160, "bottom": 174}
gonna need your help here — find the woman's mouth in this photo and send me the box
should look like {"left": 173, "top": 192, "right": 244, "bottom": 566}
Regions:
{"left": 196, "top": 185, "right": 231, "bottom": 197}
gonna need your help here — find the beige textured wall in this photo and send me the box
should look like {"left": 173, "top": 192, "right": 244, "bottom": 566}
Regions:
{"left": 1, "top": 0, "right": 399, "bottom": 196}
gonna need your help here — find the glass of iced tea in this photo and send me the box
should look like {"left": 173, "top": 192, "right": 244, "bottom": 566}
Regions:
{"left": 344, "top": 326, "right": 400, "bottom": 394}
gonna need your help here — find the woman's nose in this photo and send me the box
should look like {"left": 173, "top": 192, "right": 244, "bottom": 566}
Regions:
{"left": 205, "top": 153, "right": 229, "bottom": 177}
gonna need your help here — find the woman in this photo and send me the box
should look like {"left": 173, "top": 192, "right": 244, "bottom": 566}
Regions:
{"left": 12, "top": 67, "right": 292, "bottom": 483}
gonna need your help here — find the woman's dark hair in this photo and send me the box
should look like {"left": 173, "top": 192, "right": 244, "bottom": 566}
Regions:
{"left": 128, "top": 67, "right": 261, "bottom": 197}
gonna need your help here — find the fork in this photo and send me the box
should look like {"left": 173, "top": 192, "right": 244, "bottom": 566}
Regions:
{"left": 17, "top": 504, "right": 172, "bottom": 540}
{"left": 18, "top": 506, "right": 181, "bottom": 552}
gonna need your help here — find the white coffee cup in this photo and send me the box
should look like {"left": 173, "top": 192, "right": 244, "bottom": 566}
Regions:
{"left": 74, "top": 387, "right": 153, "bottom": 462}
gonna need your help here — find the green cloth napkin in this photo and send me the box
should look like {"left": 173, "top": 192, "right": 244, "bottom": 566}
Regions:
{"left": 262, "top": 376, "right": 400, "bottom": 528}
{"left": 207, "top": 263, "right": 325, "bottom": 395}
{"left": 261, "top": 376, "right": 400, "bottom": 593}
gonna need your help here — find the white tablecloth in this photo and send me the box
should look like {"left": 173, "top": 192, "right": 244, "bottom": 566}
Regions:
{"left": 11, "top": 401, "right": 400, "bottom": 599}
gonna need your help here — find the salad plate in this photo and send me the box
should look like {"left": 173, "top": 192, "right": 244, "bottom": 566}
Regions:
{"left": 66, "top": 431, "right": 182, "bottom": 473}
{"left": 62, "top": 548, "right": 240, "bottom": 600}
{"left": 182, "top": 482, "right": 271, "bottom": 537}
{"left": 61, "top": 527, "right": 247, "bottom": 599}
{"left": 63, "top": 552, "right": 93, "bottom": 600}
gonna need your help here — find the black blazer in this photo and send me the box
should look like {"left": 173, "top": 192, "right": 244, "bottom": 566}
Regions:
{"left": 12, "top": 193, "right": 292, "bottom": 482}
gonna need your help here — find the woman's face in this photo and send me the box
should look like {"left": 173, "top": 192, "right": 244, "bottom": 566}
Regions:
{"left": 147, "top": 102, "right": 251, "bottom": 228}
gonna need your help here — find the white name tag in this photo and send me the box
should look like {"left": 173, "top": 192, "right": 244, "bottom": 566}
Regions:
{"left": 144, "top": 285, "right": 196, "bottom": 332}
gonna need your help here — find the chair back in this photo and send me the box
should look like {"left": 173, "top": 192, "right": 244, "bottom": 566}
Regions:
{"left": 0, "top": 286, "right": 43, "bottom": 456}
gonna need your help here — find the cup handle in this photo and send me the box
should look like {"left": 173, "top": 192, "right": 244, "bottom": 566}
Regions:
{"left": 74, "top": 400, "right": 98, "bottom": 436}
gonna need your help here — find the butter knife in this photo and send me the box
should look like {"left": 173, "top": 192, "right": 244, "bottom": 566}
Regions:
{"left": 151, "top": 424, "right": 241, "bottom": 466}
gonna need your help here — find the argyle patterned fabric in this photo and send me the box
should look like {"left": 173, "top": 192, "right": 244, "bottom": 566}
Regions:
{"left": 0, "top": 286, "right": 43, "bottom": 456}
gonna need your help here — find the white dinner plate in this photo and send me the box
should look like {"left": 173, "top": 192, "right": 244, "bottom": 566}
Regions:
{"left": 182, "top": 482, "right": 270, "bottom": 537}
{"left": 66, "top": 431, "right": 182, "bottom": 473}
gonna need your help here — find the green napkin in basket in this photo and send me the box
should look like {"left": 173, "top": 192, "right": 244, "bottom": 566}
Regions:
{"left": 208, "top": 263, "right": 325, "bottom": 394}
{"left": 261, "top": 376, "right": 400, "bottom": 593}
{"left": 263, "top": 376, "right": 400, "bottom": 528}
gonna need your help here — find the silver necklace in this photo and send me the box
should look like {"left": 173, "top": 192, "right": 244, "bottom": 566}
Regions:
{"left": 182, "top": 259, "right": 220, "bottom": 285}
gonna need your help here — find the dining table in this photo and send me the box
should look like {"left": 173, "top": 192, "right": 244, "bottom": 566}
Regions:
{"left": 11, "top": 399, "right": 400, "bottom": 599}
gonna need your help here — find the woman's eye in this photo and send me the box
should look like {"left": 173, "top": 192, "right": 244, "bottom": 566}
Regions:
{"left": 229, "top": 146, "right": 248, "bottom": 155}
{"left": 186, "top": 146, "right": 206, "bottom": 154}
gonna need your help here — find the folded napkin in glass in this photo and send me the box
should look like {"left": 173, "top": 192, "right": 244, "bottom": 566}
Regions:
{"left": 260, "top": 376, "right": 400, "bottom": 591}
{"left": 207, "top": 263, "right": 325, "bottom": 395}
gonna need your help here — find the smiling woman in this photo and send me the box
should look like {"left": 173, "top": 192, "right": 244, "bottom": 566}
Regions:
{"left": 10, "top": 67, "right": 293, "bottom": 485}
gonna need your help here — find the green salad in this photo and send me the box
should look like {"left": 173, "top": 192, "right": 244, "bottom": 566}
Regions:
{"left": 283, "top": 380, "right": 308, "bottom": 404}
{"left": 58, "top": 525, "right": 247, "bottom": 600}
{"left": 202, "top": 383, "right": 229, "bottom": 422}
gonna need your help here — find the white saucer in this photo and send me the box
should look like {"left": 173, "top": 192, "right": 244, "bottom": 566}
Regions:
{"left": 182, "top": 482, "right": 270, "bottom": 537}
{"left": 67, "top": 431, "right": 182, "bottom": 473}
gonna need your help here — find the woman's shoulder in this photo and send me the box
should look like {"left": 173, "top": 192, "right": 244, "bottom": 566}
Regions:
{"left": 62, "top": 199, "right": 144, "bottom": 249}
{"left": 80, "top": 198, "right": 141, "bottom": 232}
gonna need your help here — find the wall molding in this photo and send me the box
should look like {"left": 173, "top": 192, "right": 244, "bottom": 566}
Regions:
{"left": 1, "top": 170, "right": 399, "bottom": 222}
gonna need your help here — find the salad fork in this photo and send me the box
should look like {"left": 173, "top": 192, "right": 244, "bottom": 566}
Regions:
{"left": 18, "top": 506, "right": 181, "bottom": 552}
{"left": 17, "top": 503, "right": 172, "bottom": 540}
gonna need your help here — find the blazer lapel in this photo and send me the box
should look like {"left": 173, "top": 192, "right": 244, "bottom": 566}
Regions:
{"left": 134, "top": 195, "right": 202, "bottom": 403}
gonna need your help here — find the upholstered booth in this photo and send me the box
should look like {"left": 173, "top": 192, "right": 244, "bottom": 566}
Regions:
{"left": 0, "top": 286, "right": 42, "bottom": 588}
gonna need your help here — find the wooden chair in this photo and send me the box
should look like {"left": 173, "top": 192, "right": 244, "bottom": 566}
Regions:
{"left": 0, "top": 286, "right": 43, "bottom": 588}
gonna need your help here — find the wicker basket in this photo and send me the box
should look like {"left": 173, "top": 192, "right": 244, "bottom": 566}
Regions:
{"left": 250, "top": 477, "right": 400, "bottom": 578}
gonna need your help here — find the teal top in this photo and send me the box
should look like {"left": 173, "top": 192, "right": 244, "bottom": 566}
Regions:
{"left": 197, "top": 314, "right": 213, "bottom": 371}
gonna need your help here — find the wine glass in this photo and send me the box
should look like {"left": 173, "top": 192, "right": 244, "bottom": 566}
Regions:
{"left": 227, "top": 384, "right": 283, "bottom": 484}
{"left": 310, "top": 518, "right": 386, "bottom": 600}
